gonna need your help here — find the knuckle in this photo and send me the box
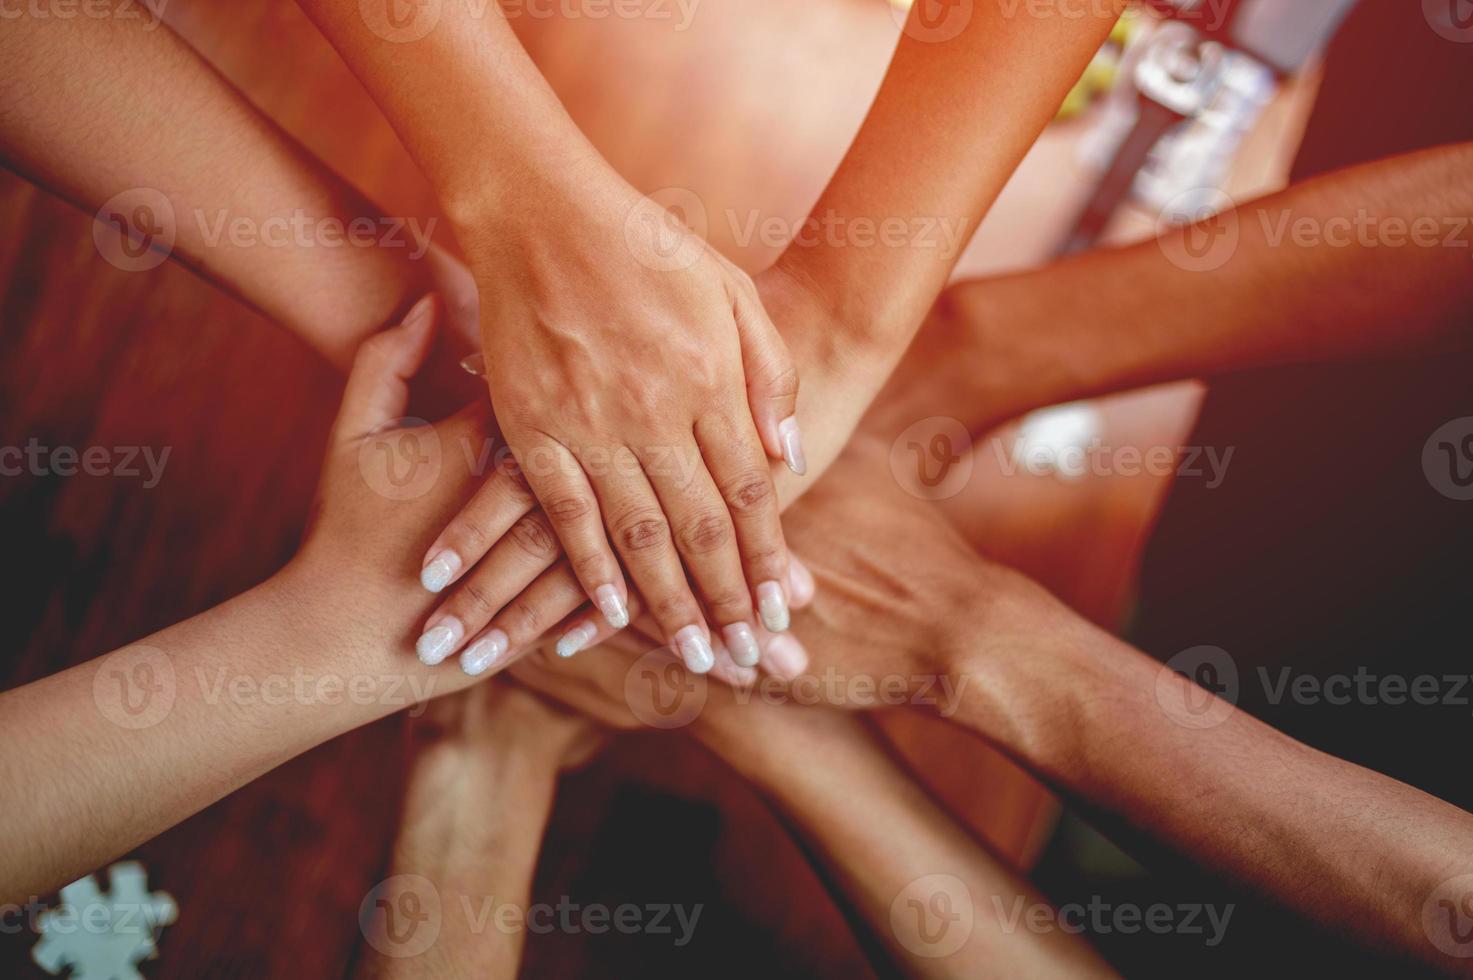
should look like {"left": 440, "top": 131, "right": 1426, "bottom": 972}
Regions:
{"left": 543, "top": 492, "right": 595, "bottom": 525}
{"left": 571, "top": 551, "right": 609, "bottom": 583}
{"left": 652, "top": 592, "right": 698, "bottom": 625}
{"left": 705, "top": 588, "right": 752, "bottom": 620}
{"left": 765, "top": 362, "right": 799, "bottom": 401}
{"left": 720, "top": 472, "right": 774, "bottom": 514}
{"left": 457, "top": 579, "right": 498, "bottom": 618}
{"left": 509, "top": 513, "right": 560, "bottom": 561}
{"left": 500, "top": 598, "right": 543, "bottom": 641}
{"left": 742, "top": 544, "right": 786, "bottom": 578}
{"left": 677, "top": 513, "right": 732, "bottom": 555}
{"left": 615, "top": 512, "right": 671, "bottom": 553}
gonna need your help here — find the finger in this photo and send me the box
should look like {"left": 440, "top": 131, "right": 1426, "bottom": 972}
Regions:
{"left": 332, "top": 294, "right": 437, "bottom": 442}
{"left": 593, "top": 457, "right": 715, "bottom": 674}
{"left": 732, "top": 284, "right": 804, "bottom": 474}
{"left": 460, "top": 560, "right": 590, "bottom": 676}
{"left": 640, "top": 439, "right": 763, "bottom": 642}
{"left": 616, "top": 610, "right": 755, "bottom": 688}
{"left": 694, "top": 412, "right": 791, "bottom": 665}
{"left": 788, "top": 554, "right": 816, "bottom": 609}
{"left": 512, "top": 434, "right": 631, "bottom": 631}
{"left": 419, "top": 450, "right": 537, "bottom": 593}
{"left": 415, "top": 509, "right": 561, "bottom": 666}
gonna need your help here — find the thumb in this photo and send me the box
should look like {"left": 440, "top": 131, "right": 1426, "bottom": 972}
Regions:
{"left": 733, "top": 288, "right": 805, "bottom": 475}
{"left": 332, "top": 294, "right": 439, "bottom": 442}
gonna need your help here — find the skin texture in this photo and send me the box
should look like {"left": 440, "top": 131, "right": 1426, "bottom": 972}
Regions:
{"left": 722, "top": 438, "right": 1473, "bottom": 976}
{"left": 356, "top": 683, "right": 600, "bottom": 980}
{"left": 512, "top": 639, "right": 1116, "bottom": 979}
{"left": 0, "top": 306, "right": 532, "bottom": 903}
{"left": 864, "top": 141, "right": 1473, "bottom": 446}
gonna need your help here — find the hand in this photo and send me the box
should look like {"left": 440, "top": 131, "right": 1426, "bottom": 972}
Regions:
{"left": 416, "top": 181, "right": 806, "bottom": 676}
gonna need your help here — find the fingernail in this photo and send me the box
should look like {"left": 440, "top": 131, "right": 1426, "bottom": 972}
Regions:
{"left": 787, "top": 557, "right": 816, "bottom": 607}
{"left": 402, "top": 294, "right": 435, "bottom": 332}
{"left": 420, "top": 550, "right": 461, "bottom": 593}
{"left": 594, "top": 584, "right": 629, "bottom": 629}
{"left": 757, "top": 580, "right": 789, "bottom": 633}
{"left": 459, "top": 352, "right": 487, "bottom": 377}
{"left": 779, "top": 416, "right": 807, "bottom": 476}
{"left": 460, "top": 629, "right": 509, "bottom": 676}
{"left": 722, "top": 623, "right": 761, "bottom": 668}
{"left": 556, "top": 621, "right": 599, "bottom": 659}
{"left": 675, "top": 626, "right": 715, "bottom": 675}
{"left": 764, "top": 633, "right": 809, "bottom": 682}
{"left": 416, "top": 617, "right": 464, "bottom": 666}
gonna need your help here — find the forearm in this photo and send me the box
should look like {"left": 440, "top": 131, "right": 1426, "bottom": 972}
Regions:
{"left": 779, "top": 0, "right": 1124, "bottom": 356}
{"left": 0, "top": 568, "right": 475, "bottom": 903}
{"left": 0, "top": 5, "right": 459, "bottom": 369}
{"left": 694, "top": 702, "right": 1112, "bottom": 977}
{"left": 867, "top": 142, "right": 1473, "bottom": 438}
{"left": 296, "top": 0, "right": 609, "bottom": 240}
{"left": 361, "top": 729, "right": 561, "bottom": 978}
{"left": 943, "top": 601, "right": 1473, "bottom": 972}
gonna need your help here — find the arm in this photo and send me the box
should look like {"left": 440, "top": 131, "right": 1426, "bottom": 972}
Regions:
{"left": 0, "top": 305, "right": 558, "bottom": 903}
{"left": 691, "top": 689, "right": 1115, "bottom": 978}
{"left": 864, "top": 141, "right": 1473, "bottom": 440}
{"left": 296, "top": 0, "right": 804, "bottom": 670}
{"left": 772, "top": 443, "right": 1473, "bottom": 975}
{"left": 357, "top": 684, "right": 595, "bottom": 978}
{"left": 0, "top": 1, "right": 477, "bottom": 374}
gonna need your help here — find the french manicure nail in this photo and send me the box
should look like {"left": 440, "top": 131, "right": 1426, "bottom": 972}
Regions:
{"left": 756, "top": 580, "right": 790, "bottom": 633}
{"left": 787, "top": 558, "right": 816, "bottom": 607}
{"left": 778, "top": 416, "right": 807, "bottom": 476}
{"left": 764, "top": 633, "right": 809, "bottom": 682}
{"left": 594, "top": 584, "right": 629, "bottom": 629}
{"left": 460, "top": 629, "right": 509, "bottom": 676}
{"left": 556, "top": 621, "right": 599, "bottom": 659}
{"left": 722, "top": 623, "right": 762, "bottom": 668}
{"left": 675, "top": 625, "right": 716, "bottom": 675}
{"left": 420, "top": 550, "right": 461, "bottom": 593}
{"left": 416, "top": 617, "right": 464, "bottom": 666}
